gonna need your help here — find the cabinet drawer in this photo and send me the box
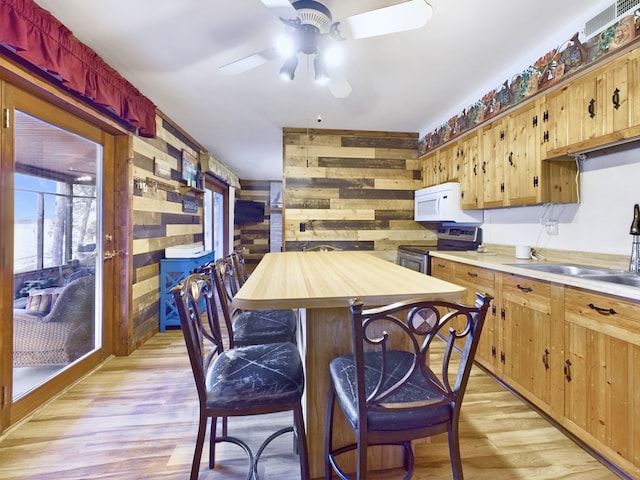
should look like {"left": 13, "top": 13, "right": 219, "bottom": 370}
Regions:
{"left": 431, "top": 258, "right": 455, "bottom": 280}
{"left": 565, "top": 287, "right": 640, "bottom": 345}
{"left": 501, "top": 273, "right": 551, "bottom": 311}
{"left": 454, "top": 264, "right": 495, "bottom": 289}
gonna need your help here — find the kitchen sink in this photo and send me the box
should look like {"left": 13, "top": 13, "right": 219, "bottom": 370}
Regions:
{"left": 507, "top": 263, "right": 640, "bottom": 288}
{"left": 505, "top": 263, "right": 616, "bottom": 276}
{"left": 577, "top": 273, "right": 640, "bottom": 288}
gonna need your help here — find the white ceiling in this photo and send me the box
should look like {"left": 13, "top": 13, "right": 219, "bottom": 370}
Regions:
{"left": 34, "top": 0, "right": 608, "bottom": 181}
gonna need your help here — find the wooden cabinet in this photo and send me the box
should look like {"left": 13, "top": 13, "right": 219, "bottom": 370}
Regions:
{"left": 544, "top": 46, "right": 640, "bottom": 159}
{"left": 421, "top": 141, "right": 460, "bottom": 187}
{"left": 563, "top": 287, "right": 640, "bottom": 478}
{"left": 430, "top": 257, "right": 456, "bottom": 283}
{"left": 480, "top": 117, "right": 506, "bottom": 208}
{"left": 429, "top": 256, "right": 640, "bottom": 477}
{"left": 158, "top": 251, "right": 216, "bottom": 331}
{"left": 600, "top": 53, "right": 632, "bottom": 136}
{"left": 453, "top": 262, "right": 500, "bottom": 373}
{"left": 459, "top": 131, "right": 482, "bottom": 209}
{"left": 421, "top": 151, "right": 438, "bottom": 187}
{"left": 500, "top": 273, "right": 564, "bottom": 416}
{"left": 506, "top": 100, "right": 541, "bottom": 206}
{"left": 421, "top": 47, "right": 640, "bottom": 212}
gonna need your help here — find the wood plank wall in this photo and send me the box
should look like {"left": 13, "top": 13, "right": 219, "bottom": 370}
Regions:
{"left": 236, "top": 180, "right": 273, "bottom": 273}
{"left": 283, "top": 128, "right": 436, "bottom": 261}
{"left": 130, "top": 117, "right": 205, "bottom": 346}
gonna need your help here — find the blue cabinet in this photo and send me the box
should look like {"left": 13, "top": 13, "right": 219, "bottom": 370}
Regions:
{"left": 159, "top": 251, "right": 214, "bottom": 331}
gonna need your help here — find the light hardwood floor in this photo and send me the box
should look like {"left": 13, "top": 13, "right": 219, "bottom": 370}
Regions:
{"left": 0, "top": 330, "right": 621, "bottom": 479}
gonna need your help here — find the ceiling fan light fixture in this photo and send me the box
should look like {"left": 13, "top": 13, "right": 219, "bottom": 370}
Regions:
{"left": 280, "top": 55, "right": 298, "bottom": 81}
{"left": 275, "top": 33, "right": 297, "bottom": 59}
{"left": 322, "top": 43, "right": 343, "bottom": 68}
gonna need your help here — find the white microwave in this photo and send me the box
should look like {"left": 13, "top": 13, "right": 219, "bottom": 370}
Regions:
{"left": 414, "top": 182, "right": 483, "bottom": 223}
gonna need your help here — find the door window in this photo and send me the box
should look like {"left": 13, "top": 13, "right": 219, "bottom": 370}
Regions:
{"left": 12, "top": 110, "right": 101, "bottom": 399}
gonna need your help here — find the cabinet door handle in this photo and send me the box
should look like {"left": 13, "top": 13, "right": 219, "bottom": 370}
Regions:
{"left": 588, "top": 303, "right": 617, "bottom": 315}
{"left": 467, "top": 272, "right": 478, "bottom": 278}
{"left": 500, "top": 351, "right": 506, "bottom": 364}
{"left": 564, "top": 359, "right": 572, "bottom": 382}
{"left": 516, "top": 284, "right": 533, "bottom": 292}
{"left": 588, "top": 98, "right": 596, "bottom": 118}
{"left": 612, "top": 88, "right": 620, "bottom": 110}
{"left": 542, "top": 348, "right": 550, "bottom": 370}
{"left": 491, "top": 345, "right": 497, "bottom": 357}
{"left": 508, "top": 152, "right": 514, "bottom": 166}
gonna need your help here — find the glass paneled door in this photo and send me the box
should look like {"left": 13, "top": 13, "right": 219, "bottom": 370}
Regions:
{"left": 1, "top": 84, "right": 114, "bottom": 429}
{"left": 12, "top": 110, "right": 101, "bottom": 398}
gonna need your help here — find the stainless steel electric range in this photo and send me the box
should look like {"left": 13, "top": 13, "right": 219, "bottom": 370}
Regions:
{"left": 397, "top": 226, "right": 482, "bottom": 275}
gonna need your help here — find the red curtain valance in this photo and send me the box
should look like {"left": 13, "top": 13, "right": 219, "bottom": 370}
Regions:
{"left": 0, "top": 0, "right": 156, "bottom": 137}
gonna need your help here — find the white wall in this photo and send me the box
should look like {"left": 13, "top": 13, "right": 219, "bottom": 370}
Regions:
{"left": 481, "top": 145, "right": 640, "bottom": 256}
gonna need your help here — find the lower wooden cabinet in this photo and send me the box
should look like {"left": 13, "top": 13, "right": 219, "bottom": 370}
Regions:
{"left": 564, "top": 287, "right": 640, "bottom": 478}
{"left": 500, "top": 273, "right": 564, "bottom": 417}
{"left": 452, "top": 262, "right": 499, "bottom": 373}
{"left": 430, "top": 257, "right": 640, "bottom": 478}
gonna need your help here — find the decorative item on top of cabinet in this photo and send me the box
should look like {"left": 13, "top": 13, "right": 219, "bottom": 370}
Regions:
{"left": 563, "top": 286, "right": 640, "bottom": 479}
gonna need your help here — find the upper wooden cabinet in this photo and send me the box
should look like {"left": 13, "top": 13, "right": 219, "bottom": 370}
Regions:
{"left": 422, "top": 45, "right": 640, "bottom": 211}
{"left": 506, "top": 100, "right": 542, "bottom": 206}
{"left": 544, "top": 46, "right": 640, "bottom": 158}
{"left": 421, "top": 140, "right": 459, "bottom": 187}
{"left": 480, "top": 117, "right": 506, "bottom": 208}
{"left": 459, "top": 131, "right": 481, "bottom": 209}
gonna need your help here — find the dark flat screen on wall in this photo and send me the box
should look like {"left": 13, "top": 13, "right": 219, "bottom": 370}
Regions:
{"left": 234, "top": 200, "right": 265, "bottom": 225}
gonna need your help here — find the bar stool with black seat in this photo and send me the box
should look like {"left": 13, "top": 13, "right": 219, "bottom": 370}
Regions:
{"left": 325, "top": 292, "right": 493, "bottom": 480}
{"left": 172, "top": 273, "right": 310, "bottom": 480}
{"left": 210, "top": 257, "right": 297, "bottom": 347}
{"left": 229, "top": 250, "right": 249, "bottom": 286}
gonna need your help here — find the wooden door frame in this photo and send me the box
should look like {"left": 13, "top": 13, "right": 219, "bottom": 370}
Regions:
{"left": 0, "top": 57, "right": 135, "bottom": 429}
{"left": 205, "top": 173, "right": 230, "bottom": 257}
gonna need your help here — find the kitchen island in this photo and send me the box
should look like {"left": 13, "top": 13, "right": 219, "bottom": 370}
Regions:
{"left": 232, "top": 250, "right": 465, "bottom": 478}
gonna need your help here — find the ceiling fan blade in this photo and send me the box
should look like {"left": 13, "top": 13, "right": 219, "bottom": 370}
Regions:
{"left": 341, "top": 0, "right": 433, "bottom": 40}
{"left": 327, "top": 71, "right": 352, "bottom": 98}
{"left": 219, "top": 48, "right": 279, "bottom": 75}
{"left": 259, "top": 0, "right": 298, "bottom": 20}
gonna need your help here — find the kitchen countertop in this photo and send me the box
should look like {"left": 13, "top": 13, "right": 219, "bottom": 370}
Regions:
{"left": 429, "top": 249, "right": 640, "bottom": 302}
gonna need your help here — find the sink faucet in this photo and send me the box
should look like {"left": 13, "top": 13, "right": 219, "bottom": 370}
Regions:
{"left": 630, "top": 204, "right": 640, "bottom": 273}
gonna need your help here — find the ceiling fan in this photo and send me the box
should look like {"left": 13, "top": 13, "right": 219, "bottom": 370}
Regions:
{"left": 219, "top": 0, "right": 433, "bottom": 98}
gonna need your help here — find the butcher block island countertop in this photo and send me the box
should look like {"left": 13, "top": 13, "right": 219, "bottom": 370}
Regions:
{"left": 233, "top": 250, "right": 466, "bottom": 311}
